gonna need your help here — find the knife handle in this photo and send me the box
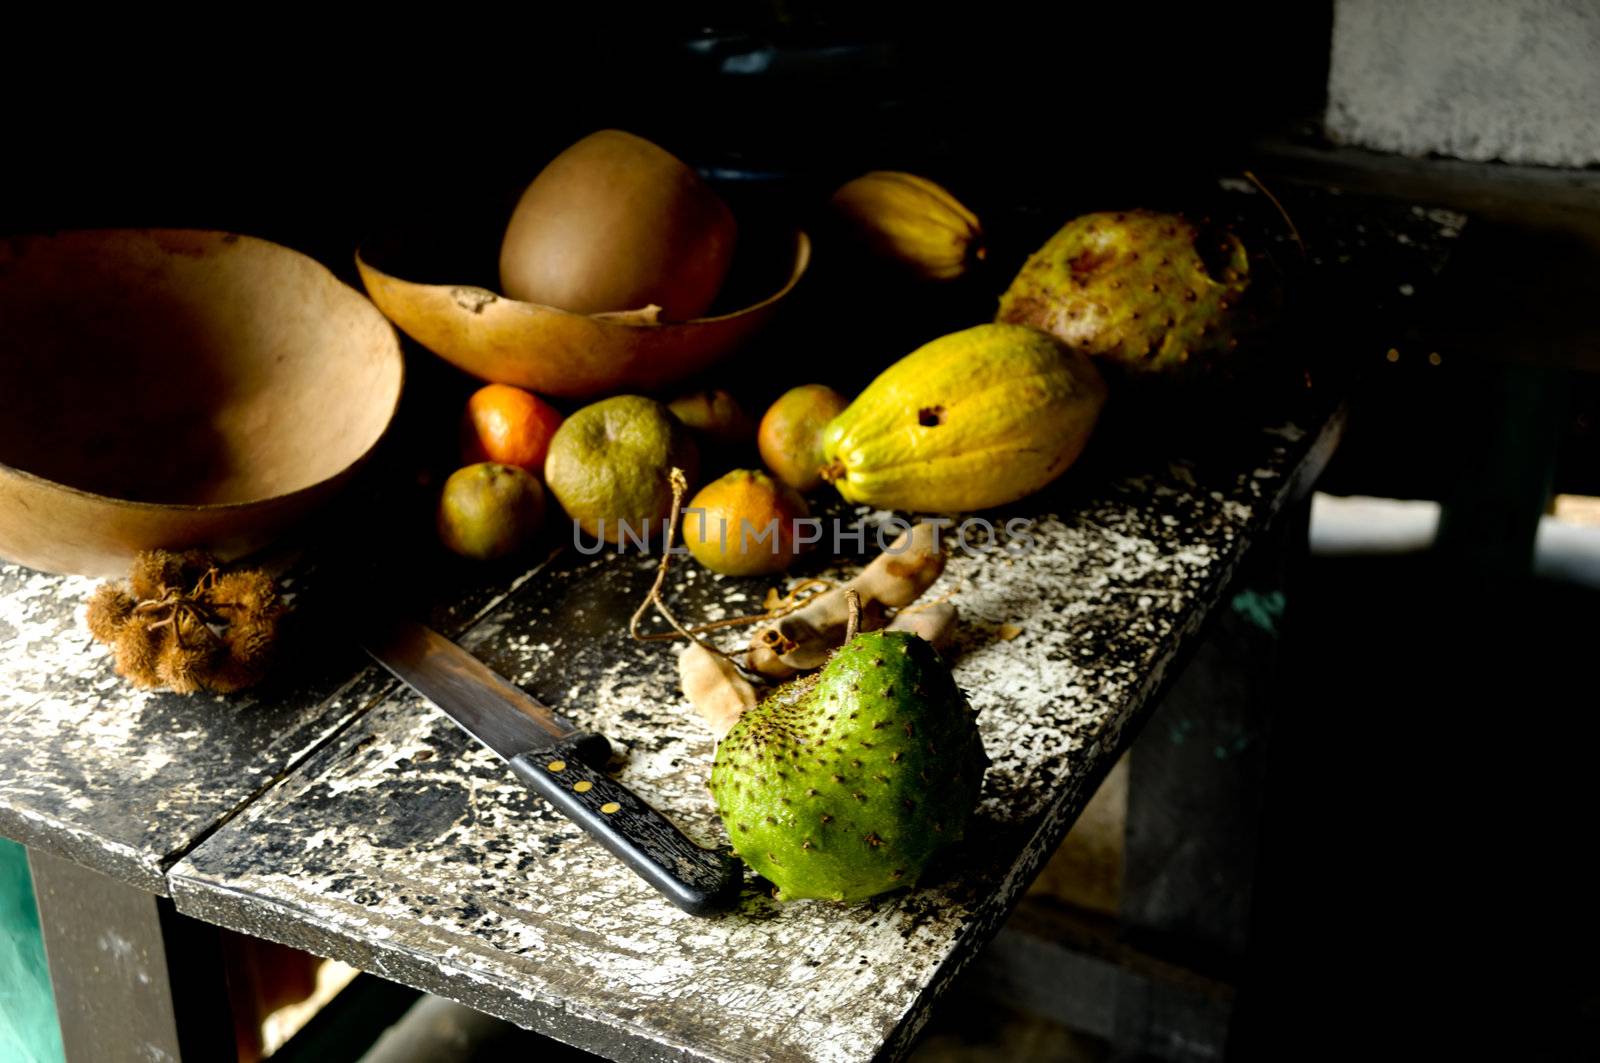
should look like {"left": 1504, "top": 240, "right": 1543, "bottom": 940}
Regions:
{"left": 509, "top": 737, "right": 741, "bottom": 915}
{"left": 566, "top": 731, "right": 614, "bottom": 768}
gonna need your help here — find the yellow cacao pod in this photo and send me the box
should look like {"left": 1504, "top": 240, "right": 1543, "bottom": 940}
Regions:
{"left": 820, "top": 324, "right": 1107, "bottom": 512}
{"left": 830, "top": 171, "right": 984, "bottom": 281}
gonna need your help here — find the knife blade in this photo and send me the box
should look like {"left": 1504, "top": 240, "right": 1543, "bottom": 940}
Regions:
{"left": 364, "top": 618, "right": 740, "bottom": 915}
{"left": 365, "top": 619, "right": 609, "bottom": 764}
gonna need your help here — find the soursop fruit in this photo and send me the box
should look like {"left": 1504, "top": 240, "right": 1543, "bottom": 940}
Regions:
{"left": 710, "top": 630, "right": 987, "bottom": 903}
{"left": 997, "top": 209, "right": 1255, "bottom": 377}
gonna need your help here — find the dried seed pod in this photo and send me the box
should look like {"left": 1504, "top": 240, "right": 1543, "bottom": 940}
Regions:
{"left": 747, "top": 522, "right": 945, "bottom": 679}
{"left": 128, "top": 550, "right": 176, "bottom": 599}
{"left": 92, "top": 549, "right": 286, "bottom": 694}
{"left": 129, "top": 549, "right": 210, "bottom": 599}
{"left": 209, "top": 569, "right": 278, "bottom": 616}
{"left": 224, "top": 613, "right": 279, "bottom": 668}
{"left": 113, "top": 624, "right": 163, "bottom": 689}
{"left": 885, "top": 602, "right": 959, "bottom": 654}
{"left": 154, "top": 612, "right": 221, "bottom": 693}
{"left": 207, "top": 656, "right": 266, "bottom": 694}
{"left": 178, "top": 552, "right": 220, "bottom": 593}
{"left": 158, "top": 636, "right": 217, "bottom": 695}
{"left": 86, "top": 585, "right": 135, "bottom": 643}
{"left": 175, "top": 609, "right": 222, "bottom": 651}
{"left": 678, "top": 643, "right": 758, "bottom": 741}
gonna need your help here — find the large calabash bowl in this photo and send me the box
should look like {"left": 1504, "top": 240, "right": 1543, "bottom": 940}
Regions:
{"left": 0, "top": 230, "right": 404, "bottom": 577}
{"left": 356, "top": 212, "right": 808, "bottom": 399}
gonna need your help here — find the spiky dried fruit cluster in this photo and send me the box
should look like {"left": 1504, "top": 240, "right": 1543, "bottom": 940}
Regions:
{"left": 85, "top": 550, "right": 286, "bottom": 694}
{"left": 997, "top": 209, "right": 1252, "bottom": 376}
{"left": 710, "top": 629, "right": 987, "bottom": 903}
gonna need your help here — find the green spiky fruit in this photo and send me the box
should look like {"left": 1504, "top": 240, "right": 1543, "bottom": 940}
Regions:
{"left": 710, "top": 630, "right": 987, "bottom": 903}
{"left": 997, "top": 209, "right": 1251, "bottom": 376}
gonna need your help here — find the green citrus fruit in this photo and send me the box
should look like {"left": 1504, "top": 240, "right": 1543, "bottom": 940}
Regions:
{"left": 543, "top": 395, "right": 700, "bottom": 545}
{"left": 668, "top": 388, "right": 756, "bottom": 447}
{"left": 437, "top": 463, "right": 546, "bottom": 560}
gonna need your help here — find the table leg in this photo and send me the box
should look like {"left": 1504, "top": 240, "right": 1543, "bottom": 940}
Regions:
{"left": 958, "top": 503, "right": 1311, "bottom": 1060}
{"left": 1120, "top": 504, "right": 1303, "bottom": 967}
{"left": 1432, "top": 361, "right": 1564, "bottom": 580}
{"left": 28, "top": 849, "right": 236, "bottom": 1063}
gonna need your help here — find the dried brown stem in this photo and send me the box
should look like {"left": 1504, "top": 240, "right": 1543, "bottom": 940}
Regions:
{"left": 628, "top": 468, "right": 705, "bottom": 644}
{"left": 1242, "top": 170, "right": 1306, "bottom": 258}
{"left": 628, "top": 474, "right": 851, "bottom": 661}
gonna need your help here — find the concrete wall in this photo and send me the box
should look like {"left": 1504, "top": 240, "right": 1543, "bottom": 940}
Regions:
{"left": 1327, "top": 0, "right": 1600, "bottom": 168}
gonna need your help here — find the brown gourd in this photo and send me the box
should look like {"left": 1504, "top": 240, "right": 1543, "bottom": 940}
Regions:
{"left": 498, "top": 130, "right": 738, "bottom": 321}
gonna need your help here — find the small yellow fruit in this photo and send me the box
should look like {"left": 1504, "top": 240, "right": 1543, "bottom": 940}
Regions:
{"left": 758, "top": 384, "right": 850, "bottom": 492}
{"left": 668, "top": 388, "right": 756, "bottom": 447}
{"left": 830, "top": 171, "right": 984, "bottom": 281}
{"left": 437, "top": 463, "right": 546, "bottom": 560}
{"left": 684, "top": 470, "right": 811, "bottom": 576}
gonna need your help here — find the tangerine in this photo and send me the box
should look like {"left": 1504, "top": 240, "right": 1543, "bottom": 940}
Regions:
{"left": 685, "top": 469, "right": 811, "bottom": 576}
{"left": 460, "top": 384, "right": 564, "bottom": 472}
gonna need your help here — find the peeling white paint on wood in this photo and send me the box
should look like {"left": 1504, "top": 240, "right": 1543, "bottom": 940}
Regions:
{"left": 169, "top": 405, "right": 1344, "bottom": 1063}
{"left": 0, "top": 555, "right": 556, "bottom": 894}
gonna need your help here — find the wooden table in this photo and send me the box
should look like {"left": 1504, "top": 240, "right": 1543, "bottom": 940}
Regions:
{"left": 0, "top": 187, "right": 1460, "bottom": 1062}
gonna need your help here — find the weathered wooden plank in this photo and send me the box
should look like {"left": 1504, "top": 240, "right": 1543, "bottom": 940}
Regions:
{"left": 969, "top": 897, "right": 1237, "bottom": 1061}
{"left": 0, "top": 546, "right": 553, "bottom": 895}
{"left": 168, "top": 398, "right": 1343, "bottom": 1063}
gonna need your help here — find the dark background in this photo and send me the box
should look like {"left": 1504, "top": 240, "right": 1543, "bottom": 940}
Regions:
{"left": 0, "top": 7, "right": 1332, "bottom": 266}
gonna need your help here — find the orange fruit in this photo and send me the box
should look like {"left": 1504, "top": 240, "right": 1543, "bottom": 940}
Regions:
{"left": 758, "top": 384, "right": 849, "bottom": 492}
{"left": 684, "top": 469, "right": 811, "bottom": 576}
{"left": 437, "top": 463, "right": 546, "bottom": 560}
{"left": 460, "top": 384, "right": 564, "bottom": 472}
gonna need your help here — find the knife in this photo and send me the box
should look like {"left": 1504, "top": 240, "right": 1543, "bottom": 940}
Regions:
{"left": 364, "top": 618, "right": 741, "bottom": 915}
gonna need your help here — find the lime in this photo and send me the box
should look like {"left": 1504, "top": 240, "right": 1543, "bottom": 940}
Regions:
{"left": 544, "top": 395, "right": 699, "bottom": 545}
{"left": 437, "top": 463, "right": 546, "bottom": 560}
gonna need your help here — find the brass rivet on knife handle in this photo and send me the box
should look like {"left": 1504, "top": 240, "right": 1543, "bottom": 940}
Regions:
{"left": 509, "top": 738, "right": 740, "bottom": 913}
